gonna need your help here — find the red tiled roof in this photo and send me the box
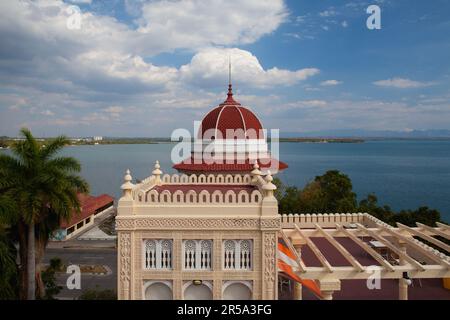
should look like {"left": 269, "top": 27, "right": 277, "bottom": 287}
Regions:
{"left": 173, "top": 157, "right": 288, "bottom": 172}
{"left": 60, "top": 194, "right": 114, "bottom": 228}
{"left": 199, "top": 85, "right": 264, "bottom": 139}
{"left": 150, "top": 184, "right": 257, "bottom": 194}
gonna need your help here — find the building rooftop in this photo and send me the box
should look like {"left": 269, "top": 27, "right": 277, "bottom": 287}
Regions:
{"left": 61, "top": 193, "right": 114, "bottom": 228}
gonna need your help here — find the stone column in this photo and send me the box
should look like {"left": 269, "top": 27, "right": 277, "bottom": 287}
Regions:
{"left": 293, "top": 282, "right": 302, "bottom": 300}
{"left": 319, "top": 279, "right": 341, "bottom": 301}
{"left": 321, "top": 291, "right": 334, "bottom": 300}
{"left": 173, "top": 232, "right": 183, "bottom": 299}
{"left": 262, "top": 232, "right": 277, "bottom": 299}
{"left": 399, "top": 278, "right": 408, "bottom": 300}
{"left": 398, "top": 244, "right": 409, "bottom": 301}
{"left": 118, "top": 232, "right": 132, "bottom": 300}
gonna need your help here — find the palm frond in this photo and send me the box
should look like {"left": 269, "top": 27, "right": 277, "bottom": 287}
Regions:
{"left": 40, "top": 135, "right": 70, "bottom": 160}
{"left": 45, "top": 157, "right": 81, "bottom": 173}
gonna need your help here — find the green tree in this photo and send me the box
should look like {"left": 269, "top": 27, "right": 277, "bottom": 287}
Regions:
{"left": 0, "top": 128, "right": 88, "bottom": 299}
{"left": 393, "top": 207, "right": 441, "bottom": 227}
{"left": 0, "top": 224, "right": 18, "bottom": 299}
{"left": 274, "top": 171, "right": 358, "bottom": 213}
{"left": 312, "top": 170, "right": 357, "bottom": 212}
{"left": 0, "top": 173, "right": 19, "bottom": 299}
{"left": 358, "top": 193, "right": 395, "bottom": 223}
{"left": 41, "top": 257, "right": 63, "bottom": 299}
{"left": 297, "top": 180, "right": 326, "bottom": 212}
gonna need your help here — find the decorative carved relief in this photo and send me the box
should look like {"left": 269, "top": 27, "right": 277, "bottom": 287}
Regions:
{"left": 263, "top": 232, "right": 276, "bottom": 299}
{"left": 117, "top": 217, "right": 282, "bottom": 231}
{"left": 124, "top": 218, "right": 260, "bottom": 230}
{"left": 260, "top": 218, "right": 281, "bottom": 230}
{"left": 119, "top": 232, "right": 131, "bottom": 299}
{"left": 116, "top": 219, "right": 134, "bottom": 230}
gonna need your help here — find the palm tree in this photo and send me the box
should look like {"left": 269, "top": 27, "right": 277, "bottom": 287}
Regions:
{"left": 0, "top": 128, "right": 88, "bottom": 299}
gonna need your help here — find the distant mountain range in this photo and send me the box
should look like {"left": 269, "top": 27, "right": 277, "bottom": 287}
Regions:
{"left": 279, "top": 129, "right": 450, "bottom": 138}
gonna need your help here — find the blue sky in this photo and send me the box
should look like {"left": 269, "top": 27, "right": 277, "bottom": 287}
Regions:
{"left": 0, "top": 0, "right": 449, "bottom": 137}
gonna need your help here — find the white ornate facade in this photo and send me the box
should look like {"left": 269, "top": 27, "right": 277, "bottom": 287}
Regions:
{"left": 116, "top": 163, "right": 280, "bottom": 300}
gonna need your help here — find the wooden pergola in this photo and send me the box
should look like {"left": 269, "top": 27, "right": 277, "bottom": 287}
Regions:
{"left": 280, "top": 213, "right": 450, "bottom": 300}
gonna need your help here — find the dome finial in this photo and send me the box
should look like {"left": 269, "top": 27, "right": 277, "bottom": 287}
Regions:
{"left": 228, "top": 55, "right": 231, "bottom": 86}
{"left": 227, "top": 55, "right": 233, "bottom": 99}
{"left": 224, "top": 55, "right": 238, "bottom": 104}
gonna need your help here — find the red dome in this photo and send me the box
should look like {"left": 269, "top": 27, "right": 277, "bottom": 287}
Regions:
{"left": 199, "top": 84, "right": 264, "bottom": 139}
{"left": 173, "top": 83, "right": 288, "bottom": 173}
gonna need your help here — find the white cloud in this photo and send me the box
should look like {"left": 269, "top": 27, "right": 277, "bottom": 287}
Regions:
{"left": 319, "top": 9, "right": 337, "bottom": 17}
{"left": 373, "top": 78, "right": 434, "bottom": 88}
{"left": 104, "top": 106, "right": 125, "bottom": 114}
{"left": 291, "top": 100, "right": 327, "bottom": 107}
{"left": 137, "top": 0, "right": 288, "bottom": 49}
{"left": 341, "top": 21, "right": 348, "bottom": 28}
{"left": 179, "top": 48, "right": 320, "bottom": 88}
{"left": 321, "top": 80, "right": 343, "bottom": 86}
{"left": 41, "top": 110, "right": 55, "bottom": 116}
{"left": 67, "top": 0, "right": 92, "bottom": 3}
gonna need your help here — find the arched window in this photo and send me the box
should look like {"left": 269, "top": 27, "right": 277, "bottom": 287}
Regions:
{"left": 223, "top": 240, "right": 252, "bottom": 270}
{"left": 223, "top": 240, "right": 236, "bottom": 269}
{"left": 200, "top": 240, "right": 212, "bottom": 270}
{"left": 143, "top": 239, "right": 172, "bottom": 270}
{"left": 160, "top": 240, "right": 172, "bottom": 269}
{"left": 239, "top": 240, "right": 252, "bottom": 270}
{"left": 183, "top": 240, "right": 213, "bottom": 270}
{"left": 145, "top": 240, "right": 156, "bottom": 269}
{"left": 184, "top": 240, "right": 196, "bottom": 269}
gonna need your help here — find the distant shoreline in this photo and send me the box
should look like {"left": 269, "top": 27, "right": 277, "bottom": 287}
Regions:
{"left": 3, "top": 136, "right": 450, "bottom": 148}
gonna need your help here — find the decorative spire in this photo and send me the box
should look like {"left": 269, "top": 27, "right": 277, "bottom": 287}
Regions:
{"left": 124, "top": 169, "right": 132, "bottom": 182}
{"left": 251, "top": 160, "right": 261, "bottom": 176}
{"left": 262, "top": 170, "right": 277, "bottom": 198}
{"left": 251, "top": 160, "right": 262, "bottom": 185}
{"left": 223, "top": 56, "right": 240, "bottom": 105}
{"left": 152, "top": 160, "right": 162, "bottom": 185}
{"left": 121, "top": 169, "right": 134, "bottom": 198}
{"left": 228, "top": 55, "right": 231, "bottom": 87}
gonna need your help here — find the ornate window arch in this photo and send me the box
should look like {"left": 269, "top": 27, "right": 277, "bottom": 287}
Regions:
{"left": 182, "top": 239, "right": 213, "bottom": 270}
{"left": 143, "top": 239, "right": 173, "bottom": 270}
{"left": 223, "top": 240, "right": 252, "bottom": 270}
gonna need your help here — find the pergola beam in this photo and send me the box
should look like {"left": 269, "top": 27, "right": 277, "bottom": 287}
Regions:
{"left": 293, "top": 224, "right": 334, "bottom": 273}
{"left": 379, "top": 224, "right": 450, "bottom": 269}
{"left": 398, "top": 223, "right": 450, "bottom": 253}
{"left": 314, "top": 223, "right": 365, "bottom": 272}
{"left": 355, "top": 223, "right": 425, "bottom": 271}
{"left": 299, "top": 264, "right": 450, "bottom": 280}
{"left": 279, "top": 229, "right": 307, "bottom": 272}
{"left": 436, "top": 222, "right": 449, "bottom": 230}
{"left": 416, "top": 222, "right": 450, "bottom": 241}
{"left": 336, "top": 223, "right": 395, "bottom": 272}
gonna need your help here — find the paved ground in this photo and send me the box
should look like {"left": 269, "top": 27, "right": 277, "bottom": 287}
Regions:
{"left": 43, "top": 246, "right": 117, "bottom": 299}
